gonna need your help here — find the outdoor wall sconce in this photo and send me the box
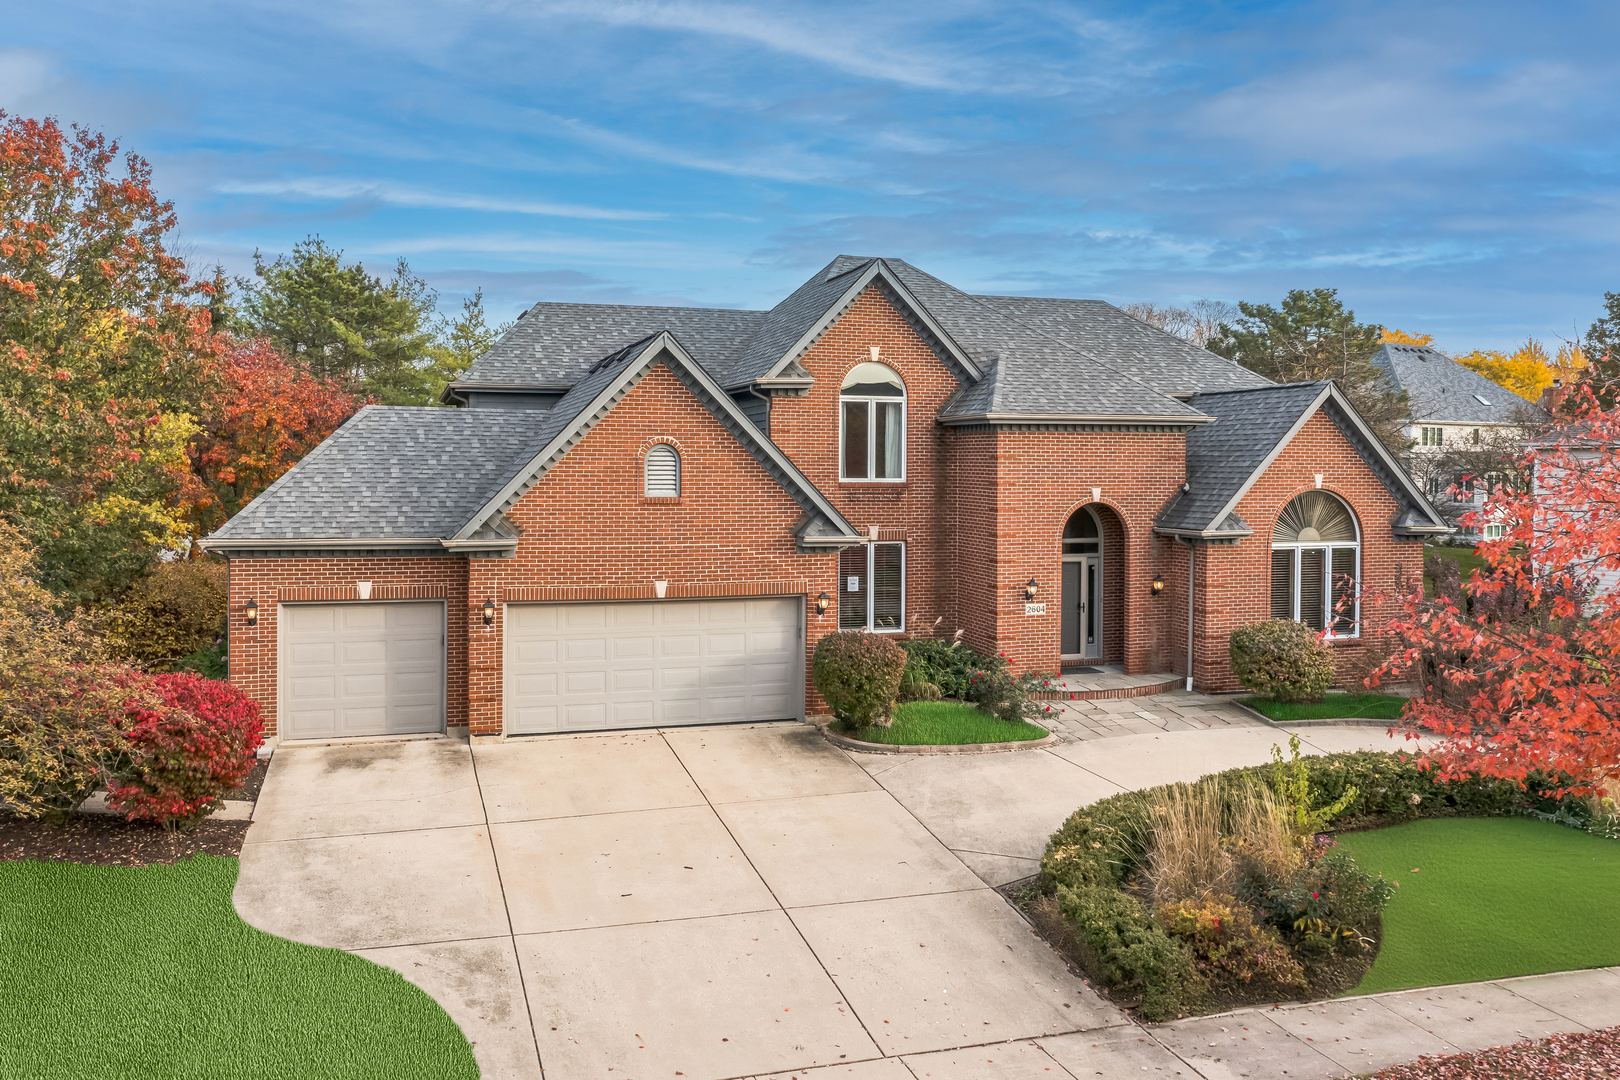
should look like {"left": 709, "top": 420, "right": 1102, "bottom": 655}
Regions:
{"left": 1152, "top": 574, "right": 1166, "bottom": 596}
{"left": 816, "top": 591, "right": 831, "bottom": 615}
{"left": 1024, "top": 578, "right": 1039, "bottom": 600}
{"left": 245, "top": 599, "right": 258, "bottom": 627}
{"left": 481, "top": 598, "right": 496, "bottom": 626}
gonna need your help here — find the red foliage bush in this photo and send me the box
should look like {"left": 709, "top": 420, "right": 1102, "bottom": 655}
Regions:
{"left": 107, "top": 672, "right": 264, "bottom": 829}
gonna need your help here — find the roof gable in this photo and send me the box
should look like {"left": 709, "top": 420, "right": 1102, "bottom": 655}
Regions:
{"left": 455, "top": 332, "right": 860, "bottom": 549}
{"left": 1157, "top": 381, "right": 1449, "bottom": 539}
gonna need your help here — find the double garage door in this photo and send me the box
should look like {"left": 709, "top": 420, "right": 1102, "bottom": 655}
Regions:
{"left": 505, "top": 598, "right": 803, "bottom": 734}
{"left": 279, "top": 602, "right": 446, "bottom": 740}
{"left": 277, "top": 597, "right": 802, "bottom": 739}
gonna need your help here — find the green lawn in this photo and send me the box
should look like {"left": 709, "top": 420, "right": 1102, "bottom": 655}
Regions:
{"left": 1423, "top": 543, "right": 1489, "bottom": 597}
{"left": 1335, "top": 817, "right": 1620, "bottom": 996}
{"left": 0, "top": 855, "right": 477, "bottom": 1080}
{"left": 1241, "top": 693, "right": 1408, "bottom": 722}
{"left": 850, "top": 700, "right": 1049, "bottom": 746}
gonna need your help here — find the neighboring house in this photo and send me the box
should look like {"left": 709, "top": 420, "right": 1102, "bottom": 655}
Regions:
{"left": 202, "top": 256, "right": 1448, "bottom": 744}
{"left": 1371, "top": 342, "right": 1543, "bottom": 533}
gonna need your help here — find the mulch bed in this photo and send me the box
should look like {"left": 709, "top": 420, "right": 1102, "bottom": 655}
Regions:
{"left": 1369, "top": 1026, "right": 1620, "bottom": 1079}
{"left": 0, "top": 756, "right": 266, "bottom": 867}
{"left": 0, "top": 815, "right": 253, "bottom": 866}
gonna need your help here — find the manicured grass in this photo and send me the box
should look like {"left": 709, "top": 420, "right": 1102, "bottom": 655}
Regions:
{"left": 1241, "top": 693, "right": 1409, "bottom": 722}
{"left": 1335, "top": 817, "right": 1620, "bottom": 996}
{"left": 850, "top": 700, "right": 1049, "bottom": 745}
{"left": 0, "top": 855, "right": 477, "bottom": 1080}
{"left": 1423, "top": 543, "right": 1489, "bottom": 597}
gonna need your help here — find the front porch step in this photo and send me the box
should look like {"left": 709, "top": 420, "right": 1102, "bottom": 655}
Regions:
{"left": 1033, "top": 672, "right": 1184, "bottom": 701}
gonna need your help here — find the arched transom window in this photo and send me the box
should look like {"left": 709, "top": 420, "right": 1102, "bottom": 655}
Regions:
{"left": 1270, "top": 490, "right": 1359, "bottom": 635}
{"left": 840, "top": 363, "right": 905, "bottom": 481}
{"left": 644, "top": 444, "right": 680, "bottom": 497}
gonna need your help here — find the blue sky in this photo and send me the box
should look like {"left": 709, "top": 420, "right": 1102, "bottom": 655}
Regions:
{"left": 4, "top": 1, "right": 1617, "bottom": 351}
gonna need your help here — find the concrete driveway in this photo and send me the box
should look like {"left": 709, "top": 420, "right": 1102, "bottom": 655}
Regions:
{"left": 235, "top": 719, "right": 1414, "bottom": 1079}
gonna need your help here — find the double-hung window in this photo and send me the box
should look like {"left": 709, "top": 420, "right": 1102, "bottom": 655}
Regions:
{"left": 1421, "top": 426, "right": 1445, "bottom": 447}
{"left": 1270, "top": 491, "right": 1360, "bottom": 636}
{"left": 840, "top": 363, "right": 905, "bottom": 481}
{"left": 838, "top": 543, "right": 904, "bottom": 631}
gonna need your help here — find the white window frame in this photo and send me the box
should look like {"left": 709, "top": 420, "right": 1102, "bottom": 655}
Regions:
{"left": 1483, "top": 523, "right": 1505, "bottom": 540}
{"left": 1421, "top": 426, "right": 1445, "bottom": 447}
{"left": 1271, "top": 492, "right": 1361, "bottom": 638}
{"left": 839, "top": 542, "right": 906, "bottom": 632}
{"left": 838, "top": 373, "right": 907, "bottom": 483}
{"left": 643, "top": 444, "right": 681, "bottom": 497}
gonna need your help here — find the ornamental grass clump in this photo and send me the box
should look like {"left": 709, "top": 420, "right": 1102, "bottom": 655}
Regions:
{"left": 813, "top": 630, "right": 906, "bottom": 729}
{"left": 1229, "top": 619, "right": 1334, "bottom": 703}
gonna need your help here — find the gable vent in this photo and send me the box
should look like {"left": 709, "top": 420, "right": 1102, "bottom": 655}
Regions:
{"left": 645, "top": 444, "right": 680, "bottom": 497}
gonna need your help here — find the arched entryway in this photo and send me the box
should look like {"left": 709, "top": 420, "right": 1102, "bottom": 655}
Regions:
{"left": 1061, "top": 506, "right": 1104, "bottom": 662}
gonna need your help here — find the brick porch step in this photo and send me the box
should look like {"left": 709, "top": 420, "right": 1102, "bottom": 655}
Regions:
{"left": 1033, "top": 672, "right": 1184, "bottom": 701}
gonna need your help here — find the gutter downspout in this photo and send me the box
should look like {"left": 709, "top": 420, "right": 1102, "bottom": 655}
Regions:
{"left": 1186, "top": 539, "right": 1195, "bottom": 693}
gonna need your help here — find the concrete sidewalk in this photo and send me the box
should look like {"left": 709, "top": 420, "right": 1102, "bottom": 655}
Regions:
{"left": 233, "top": 713, "right": 1602, "bottom": 1080}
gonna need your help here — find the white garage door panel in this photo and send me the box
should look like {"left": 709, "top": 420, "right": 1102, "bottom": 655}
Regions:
{"left": 281, "top": 601, "right": 445, "bottom": 740}
{"left": 505, "top": 598, "right": 803, "bottom": 734}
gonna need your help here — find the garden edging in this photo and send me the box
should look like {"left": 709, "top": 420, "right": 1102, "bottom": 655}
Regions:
{"left": 814, "top": 720, "right": 1060, "bottom": 755}
{"left": 1228, "top": 698, "right": 1398, "bottom": 728}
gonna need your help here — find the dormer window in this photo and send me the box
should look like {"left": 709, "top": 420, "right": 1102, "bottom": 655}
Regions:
{"left": 840, "top": 363, "right": 905, "bottom": 481}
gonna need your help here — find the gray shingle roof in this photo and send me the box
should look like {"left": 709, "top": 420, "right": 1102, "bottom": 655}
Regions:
{"left": 973, "top": 296, "right": 1271, "bottom": 396}
{"left": 460, "top": 302, "right": 765, "bottom": 387}
{"left": 721, "top": 257, "right": 876, "bottom": 388}
{"left": 1156, "top": 383, "right": 1330, "bottom": 533}
{"left": 1371, "top": 344, "right": 1541, "bottom": 425}
{"left": 209, "top": 406, "right": 556, "bottom": 541}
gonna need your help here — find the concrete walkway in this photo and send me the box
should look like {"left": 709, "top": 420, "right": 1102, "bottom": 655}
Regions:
{"left": 233, "top": 707, "right": 1604, "bottom": 1079}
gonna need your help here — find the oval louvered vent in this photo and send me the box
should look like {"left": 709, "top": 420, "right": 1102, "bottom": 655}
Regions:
{"left": 644, "top": 444, "right": 680, "bottom": 497}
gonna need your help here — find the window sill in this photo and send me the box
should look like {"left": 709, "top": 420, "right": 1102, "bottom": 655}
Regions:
{"left": 641, "top": 496, "right": 682, "bottom": 505}
{"left": 838, "top": 478, "right": 907, "bottom": 485}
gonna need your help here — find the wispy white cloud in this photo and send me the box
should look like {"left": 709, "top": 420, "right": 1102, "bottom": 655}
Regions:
{"left": 213, "top": 176, "right": 665, "bottom": 220}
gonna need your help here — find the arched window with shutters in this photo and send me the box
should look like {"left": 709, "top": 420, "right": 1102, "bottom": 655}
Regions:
{"left": 644, "top": 443, "right": 680, "bottom": 497}
{"left": 1270, "top": 490, "right": 1359, "bottom": 636}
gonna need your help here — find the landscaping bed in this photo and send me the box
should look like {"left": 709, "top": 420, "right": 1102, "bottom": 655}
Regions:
{"left": 1337, "top": 816, "right": 1620, "bottom": 994}
{"left": 0, "top": 855, "right": 477, "bottom": 1080}
{"left": 1020, "top": 742, "right": 1591, "bottom": 1021}
{"left": 0, "top": 814, "right": 251, "bottom": 866}
{"left": 1241, "top": 693, "right": 1408, "bottom": 723}
{"left": 845, "top": 700, "right": 1050, "bottom": 747}
{"left": 1369, "top": 1025, "right": 1620, "bottom": 1080}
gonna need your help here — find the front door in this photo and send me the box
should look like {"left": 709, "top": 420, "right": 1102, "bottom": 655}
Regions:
{"left": 1061, "top": 556, "right": 1101, "bottom": 660}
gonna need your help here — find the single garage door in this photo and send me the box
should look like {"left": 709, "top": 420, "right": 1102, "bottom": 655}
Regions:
{"left": 280, "top": 602, "right": 445, "bottom": 740}
{"left": 505, "top": 598, "right": 802, "bottom": 734}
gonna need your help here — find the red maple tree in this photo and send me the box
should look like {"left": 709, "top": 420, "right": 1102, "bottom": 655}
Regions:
{"left": 1373, "top": 389, "right": 1620, "bottom": 797}
{"left": 187, "top": 336, "right": 366, "bottom": 533}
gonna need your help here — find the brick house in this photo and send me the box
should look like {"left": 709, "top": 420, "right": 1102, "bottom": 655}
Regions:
{"left": 202, "top": 256, "right": 1448, "bottom": 743}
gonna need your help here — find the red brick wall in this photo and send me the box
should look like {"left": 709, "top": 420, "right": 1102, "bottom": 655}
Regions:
{"left": 225, "top": 557, "right": 470, "bottom": 739}
{"left": 1194, "top": 410, "right": 1427, "bottom": 691}
{"left": 768, "top": 286, "right": 962, "bottom": 638}
{"left": 962, "top": 428, "right": 1188, "bottom": 678}
{"left": 469, "top": 360, "right": 840, "bottom": 733}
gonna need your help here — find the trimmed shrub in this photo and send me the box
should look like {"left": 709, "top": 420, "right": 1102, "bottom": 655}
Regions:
{"left": 0, "top": 664, "right": 133, "bottom": 823}
{"left": 813, "top": 631, "right": 906, "bottom": 729}
{"left": 1155, "top": 894, "right": 1306, "bottom": 989}
{"left": 104, "top": 558, "right": 228, "bottom": 670}
{"left": 1056, "top": 884, "right": 1202, "bottom": 1021}
{"left": 1229, "top": 620, "right": 1334, "bottom": 703}
{"left": 107, "top": 672, "right": 264, "bottom": 830}
{"left": 1240, "top": 844, "right": 1395, "bottom": 954}
{"left": 966, "top": 650, "right": 1056, "bottom": 723}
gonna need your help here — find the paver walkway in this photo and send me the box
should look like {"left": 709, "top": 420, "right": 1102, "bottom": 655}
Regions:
{"left": 232, "top": 701, "right": 1614, "bottom": 1079}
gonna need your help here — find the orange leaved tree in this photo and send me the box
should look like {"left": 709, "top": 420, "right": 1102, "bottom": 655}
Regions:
{"left": 1373, "top": 390, "right": 1620, "bottom": 797}
{"left": 188, "top": 336, "right": 366, "bottom": 532}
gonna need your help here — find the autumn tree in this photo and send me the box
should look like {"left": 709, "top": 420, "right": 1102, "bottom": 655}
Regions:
{"left": 1373, "top": 390, "right": 1620, "bottom": 798}
{"left": 1381, "top": 328, "right": 1434, "bottom": 346}
{"left": 1583, "top": 292, "right": 1620, "bottom": 408}
{"left": 0, "top": 113, "right": 217, "bottom": 602}
{"left": 233, "top": 237, "right": 441, "bottom": 406}
{"left": 1207, "top": 289, "right": 1410, "bottom": 454}
{"left": 188, "top": 336, "right": 366, "bottom": 532}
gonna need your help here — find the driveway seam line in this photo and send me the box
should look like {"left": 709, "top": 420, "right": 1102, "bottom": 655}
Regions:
{"left": 658, "top": 729, "right": 889, "bottom": 1061}
{"left": 467, "top": 742, "right": 547, "bottom": 1077}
